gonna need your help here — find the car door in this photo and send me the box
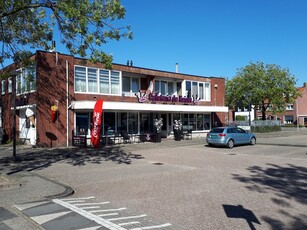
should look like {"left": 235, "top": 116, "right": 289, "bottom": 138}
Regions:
{"left": 237, "top": 127, "right": 249, "bottom": 144}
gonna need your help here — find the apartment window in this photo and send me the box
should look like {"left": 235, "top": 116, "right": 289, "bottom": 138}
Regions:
{"left": 1, "top": 80, "right": 5, "bottom": 95}
{"left": 74, "top": 66, "right": 121, "bottom": 95}
{"left": 122, "top": 76, "right": 140, "bottom": 96}
{"left": 185, "top": 81, "right": 210, "bottom": 101}
{"left": 155, "top": 80, "right": 174, "bottom": 96}
{"left": 284, "top": 115, "right": 293, "bottom": 124}
{"left": 8, "top": 77, "right": 12, "bottom": 93}
{"left": 15, "top": 66, "right": 36, "bottom": 95}
{"left": 286, "top": 104, "right": 294, "bottom": 110}
{"left": 88, "top": 68, "right": 98, "bottom": 93}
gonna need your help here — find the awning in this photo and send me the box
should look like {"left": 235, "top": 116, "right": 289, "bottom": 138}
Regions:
{"left": 71, "top": 100, "right": 228, "bottom": 113}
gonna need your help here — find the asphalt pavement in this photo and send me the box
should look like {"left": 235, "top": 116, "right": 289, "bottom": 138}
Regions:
{"left": 1, "top": 129, "right": 307, "bottom": 230}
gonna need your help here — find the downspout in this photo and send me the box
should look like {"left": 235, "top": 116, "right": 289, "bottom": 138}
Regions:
{"left": 66, "top": 60, "right": 69, "bottom": 146}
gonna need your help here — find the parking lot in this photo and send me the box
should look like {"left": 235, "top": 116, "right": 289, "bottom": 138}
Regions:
{"left": 29, "top": 138, "right": 307, "bottom": 230}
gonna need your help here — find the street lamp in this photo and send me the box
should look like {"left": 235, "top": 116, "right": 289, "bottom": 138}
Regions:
{"left": 10, "top": 70, "right": 21, "bottom": 161}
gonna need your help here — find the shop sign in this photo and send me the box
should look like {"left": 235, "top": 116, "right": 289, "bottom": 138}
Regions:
{"left": 135, "top": 91, "right": 200, "bottom": 105}
{"left": 91, "top": 99, "right": 103, "bottom": 148}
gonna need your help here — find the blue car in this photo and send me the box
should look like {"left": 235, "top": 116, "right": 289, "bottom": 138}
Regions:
{"left": 206, "top": 127, "right": 256, "bottom": 149}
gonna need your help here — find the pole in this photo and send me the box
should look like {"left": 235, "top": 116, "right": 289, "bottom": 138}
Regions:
{"left": 12, "top": 74, "right": 17, "bottom": 160}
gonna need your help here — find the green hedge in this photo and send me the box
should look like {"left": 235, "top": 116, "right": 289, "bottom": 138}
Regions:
{"left": 252, "top": 125, "right": 281, "bottom": 133}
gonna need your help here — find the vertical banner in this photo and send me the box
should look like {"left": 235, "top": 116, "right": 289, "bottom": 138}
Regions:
{"left": 91, "top": 99, "right": 103, "bottom": 148}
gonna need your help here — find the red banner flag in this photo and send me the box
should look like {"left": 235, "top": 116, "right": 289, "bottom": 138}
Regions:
{"left": 91, "top": 99, "right": 103, "bottom": 148}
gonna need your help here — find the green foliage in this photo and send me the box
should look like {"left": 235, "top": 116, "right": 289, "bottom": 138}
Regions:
{"left": 235, "top": 115, "right": 246, "bottom": 121}
{"left": 226, "top": 61, "right": 301, "bottom": 120}
{"left": 252, "top": 125, "right": 281, "bottom": 133}
{"left": 0, "top": 0, "right": 133, "bottom": 68}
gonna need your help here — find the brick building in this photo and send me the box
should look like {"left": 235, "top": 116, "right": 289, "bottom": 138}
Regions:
{"left": 233, "top": 82, "right": 307, "bottom": 126}
{"left": 0, "top": 51, "right": 228, "bottom": 147}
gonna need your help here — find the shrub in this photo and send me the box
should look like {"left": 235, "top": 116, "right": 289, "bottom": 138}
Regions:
{"left": 252, "top": 125, "right": 281, "bottom": 133}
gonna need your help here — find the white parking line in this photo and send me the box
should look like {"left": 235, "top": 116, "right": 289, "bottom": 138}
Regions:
{"left": 98, "top": 213, "right": 119, "bottom": 217}
{"left": 90, "top": 207, "right": 127, "bottom": 213}
{"left": 118, "top": 221, "right": 140, "bottom": 226}
{"left": 75, "top": 202, "right": 110, "bottom": 206}
{"left": 130, "top": 223, "right": 172, "bottom": 230}
{"left": 53, "top": 199, "right": 126, "bottom": 230}
{"left": 107, "top": 214, "right": 147, "bottom": 221}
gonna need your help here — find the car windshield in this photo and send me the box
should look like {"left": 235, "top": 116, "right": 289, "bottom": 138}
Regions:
{"left": 210, "top": 128, "right": 225, "bottom": 133}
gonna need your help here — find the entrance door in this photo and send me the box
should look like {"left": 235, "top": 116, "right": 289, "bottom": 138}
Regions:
{"left": 160, "top": 113, "right": 167, "bottom": 137}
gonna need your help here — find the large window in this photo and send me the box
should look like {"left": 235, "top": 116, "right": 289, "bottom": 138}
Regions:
{"left": 122, "top": 76, "right": 140, "bottom": 96}
{"left": 173, "top": 113, "right": 210, "bottom": 131}
{"left": 76, "top": 113, "right": 90, "bottom": 135}
{"left": 155, "top": 80, "right": 174, "bottom": 96}
{"left": 16, "top": 66, "right": 36, "bottom": 94}
{"left": 75, "top": 66, "right": 121, "bottom": 95}
{"left": 185, "top": 81, "right": 210, "bottom": 101}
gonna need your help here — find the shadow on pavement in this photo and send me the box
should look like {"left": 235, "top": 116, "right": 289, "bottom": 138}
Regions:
{"left": 232, "top": 163, "right": 307, "bottom": 229}
{"left": 0, "top": 146, "right": 144, "bottom": 174}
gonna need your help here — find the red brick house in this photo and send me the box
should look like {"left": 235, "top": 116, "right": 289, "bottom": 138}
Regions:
{"left": 233, "top": 83, "right": 307, "bottom": 126}
{"left": 0, "top": 51, "right": 228, "bottom": 147}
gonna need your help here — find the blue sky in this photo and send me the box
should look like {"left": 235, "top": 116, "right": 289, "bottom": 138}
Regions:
{"left": 100, "top": 0, "right": 307, "bottom": 87}
{"left": 5, "top": 1, "right": 307, "bottom": 87}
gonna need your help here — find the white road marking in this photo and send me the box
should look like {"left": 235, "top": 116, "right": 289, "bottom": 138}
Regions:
{"left": 61, "top": 196, "right": 95, "bottom": 201}
{"left": 14, "top": 201, "right": 50, "bottom": 211}
{"left": 130, "top": 223, "right": 172, "bottom": 230}
{"left": 81, "top": 206, "right": 101, "bottom": 210}
{"left": 31, "top": 211, "right": 72, "bottom": 225}
{"left": 107, "top": 214, "right": 147, "bottom": 221}
{"left": 118, "top": 221, "right": 140, "bottom": 226}
{"left": 77, "top": 226, "right": 101, "bottom": 230}
{"left": 53, "top": 199, "right": 126, "bottom": 230}
{"left": 90, "top": 207, "right": 126, "bottom": 213}
{"left": 75, "top": 202, "right": 110, "bottom": 206}
{"left": 98, "top": 213, "right": 119, "bottom": 217}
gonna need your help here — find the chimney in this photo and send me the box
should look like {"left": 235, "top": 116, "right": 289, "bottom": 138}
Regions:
{"left": 175, "top": 63, "right": 178, "bottom": 73}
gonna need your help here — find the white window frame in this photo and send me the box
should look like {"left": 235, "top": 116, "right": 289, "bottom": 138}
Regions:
{"left": 1, "top": 80, "right": 5, "bottom": 95}
{"left": 122, "top": 75, "right": 140, "bottom": 97}
{"left": 16, "top": 66, "right": 36, "bottom": 95}
{"left": 74, "top": 65, "right": 122, "bottom": 95}
{"left": 185, "top": 80, "right": 211, "bottom": 101}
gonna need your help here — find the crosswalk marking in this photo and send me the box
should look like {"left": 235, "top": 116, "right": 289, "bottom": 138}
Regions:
{"left": 16, "top": 197, "right": 172, "bottom": 230}
{"left": 53, "top": 198, "right": 126, "bottom": 230}
{"left": 31, "top": 211, "right": 72, "bottom": 225}
{"left": 14, "top": 201, "right": 50, "bottom": 211}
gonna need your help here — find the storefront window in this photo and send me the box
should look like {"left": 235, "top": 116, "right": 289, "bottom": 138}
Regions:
{"left": 197, "top": 114, "right": 204, "bottom": 130}
{"left": 104, "top": 112, "right": 116, "bottom": 135}
{"left": 76, "top": 113, "right": 89, "bottom": 135}
{"left": 129, "top": 112, "right": 138, "bottom": 134}
{"left": 118, "top": 112, "right": 128, "bottom": 134}
{"left": 204, "top": 114, "right": 210, "bottom": 130}
{"left": 141, "top": 113, "right": 150, "bottom": 133}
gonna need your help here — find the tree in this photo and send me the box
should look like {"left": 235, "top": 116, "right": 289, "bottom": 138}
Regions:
{"left": 226, "top": 62, "right": 300, "bottom": 120}
{"left": 0, "top": 0, "right": 132, "bottom": 69}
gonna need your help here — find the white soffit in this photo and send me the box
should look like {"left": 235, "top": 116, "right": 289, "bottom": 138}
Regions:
{"left": 72, "top": 101, "right": 228, "bottom": 113}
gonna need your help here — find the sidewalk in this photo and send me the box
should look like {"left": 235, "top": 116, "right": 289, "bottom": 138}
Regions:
{"left": 1, "top": 130, "right": 307, "bottom": 229}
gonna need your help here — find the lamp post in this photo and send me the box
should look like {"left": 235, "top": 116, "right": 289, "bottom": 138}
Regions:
{"left": 10, "top": 70, "right": 21, "bottom": 161}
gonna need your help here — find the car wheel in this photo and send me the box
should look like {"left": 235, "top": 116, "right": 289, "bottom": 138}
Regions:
{"left": 250, "top": 137, "right": 256, "bottom": 146}
{"left": 226, "top": 139, "right": 234, "bottom": 149}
